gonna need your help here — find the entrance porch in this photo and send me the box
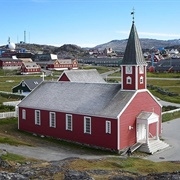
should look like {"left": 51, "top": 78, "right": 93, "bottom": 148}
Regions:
{"left": 136, "top": 111, "right": 169, "bottom": 154}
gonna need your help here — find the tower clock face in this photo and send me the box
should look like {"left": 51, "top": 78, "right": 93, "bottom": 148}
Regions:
{"left": 125, "top": 66, "right": 132, "bottom": 74}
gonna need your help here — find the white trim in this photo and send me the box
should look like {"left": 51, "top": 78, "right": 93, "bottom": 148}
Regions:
{"left": 18, "top": 107, "right": 19, "bottom": 130}
{"left": 121, "top": 65, "right": 124, "bottom": 89}
{"left": 105, "top": 120, "right": 111, "bottom": 134}
{"left": 135, "top": 66, "right": 138, "bottom": 90}
{"left": 22, "top": 109, "right": 26, "bottom": 120}
{"left": 145, "top": 68, "right": 147, "bottom": 88}
{"left": 117, "top": 89, "right": 162, "bottom": 119}
{"left": 35, "top": 110, "right": 41, "bottom": 125}
{"left": 117, "top": 92, "right": 136, "bottom": 119}
{"left": 139, "top": 65, "right": 144, "bottom": 74}
{"left": 66, "top": 114, "right": 72, "bottom": 131}
{"left": 84, "top": 116, "right": 91, "bottom": 134}
{"left": 140, "top": 76, "right": 143, "bottom": 84}
{"left": 57, "top": 71, "right": 66, "bottom": 81}
{"left": 49, "top": 112, "right": 56, "bottom": 128}
{"left": 117, "top": 117, "right": 120, "bottom": 150}
{"left": 125, "top": 66, "right": 132, "bottom": 74}
{"left": 11, "top": 80, "right": 24, "bottom": 92}
{"left": 146, "top": 89, "right": 162, "bottom": 107}
{"left": 126, "top": 76, "right": 132, "bottom": 84}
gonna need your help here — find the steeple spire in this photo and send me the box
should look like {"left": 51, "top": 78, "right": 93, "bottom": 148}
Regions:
{"left": 121, "top": 19, "right": 146, "bottom": 65}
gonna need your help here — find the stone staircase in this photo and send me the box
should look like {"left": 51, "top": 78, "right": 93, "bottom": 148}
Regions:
{"left": 138, "top": 139, "right": 169, "bottom": 154}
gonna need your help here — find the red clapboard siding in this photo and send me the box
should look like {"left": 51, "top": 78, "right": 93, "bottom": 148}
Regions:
{"left": 19, "top": 107, "right": 117, "bottom": 150}
{"left": 58, "top": 74, "right": 70, "bottom": 81}
{"left": 119, "top": 91, "right": 161, "bottom": 149}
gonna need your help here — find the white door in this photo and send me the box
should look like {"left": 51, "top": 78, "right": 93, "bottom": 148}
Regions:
{"left": 137, "top": 124, "right": 146, "bottom": 142}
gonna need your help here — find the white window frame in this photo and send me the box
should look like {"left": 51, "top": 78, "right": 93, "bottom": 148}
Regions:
{"left": 22, "top": 82, "right": 25, "bottom": 87}
{"left": 84, "top": 116, "right": 91, "bottom": 134}
{"left": 125, "top": 66, "right": 132, "bottom": 74}
{"left": 106, "top": 121, "right": 111, "bottom": 134}
{"left": 139, "top": 65, "right": 144, "bottom": 74}
{"left": 22, "top": 109, "right": 26, "bottom": 120}
{"left": 126, "top": 76, "right": 132, "bottom": 84}
{"left": 49, "top": 112, "right": 56, "bottom": 128}
{"left": 140, "top": 76, "right": 144, "bottom": 84}
{"left": 66, "top": 114, "right": 72, "bottom": 131}
{"left": 35, "top": 110, "right": 41, "bottom": 125}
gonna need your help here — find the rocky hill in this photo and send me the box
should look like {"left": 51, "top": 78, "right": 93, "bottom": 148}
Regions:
{"left": 53, "top": 44, "right": 87, "bottom": 59}
{"left": 95, "top": 39, "right": 180, "bottom": 52}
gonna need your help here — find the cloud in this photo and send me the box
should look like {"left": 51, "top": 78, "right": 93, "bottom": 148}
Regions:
{"left": 116, "top": 30, "right": 180, "bottom": 38}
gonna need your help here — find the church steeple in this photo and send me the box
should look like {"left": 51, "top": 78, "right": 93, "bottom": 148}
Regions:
{"left": 121, "top": 17, "right": 147, "bottom": 91}
{"left": 121, "top": 23, "right": 146, "bottom": 65}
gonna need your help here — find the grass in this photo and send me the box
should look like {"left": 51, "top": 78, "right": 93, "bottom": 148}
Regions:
{"left": 66, "top": 157, "right": 180, "bottom": 176}
{"left": 148, "top": 89, "right": 180, "bottom": 104}
{"left": 0, "top": 152, "right": 38, "bottom": 167}
{"left": 162, "top": 110, "right": 180, "bottom": 122}
{"left": 0, "top": 118, "right": 34, "bottom": 146}
{"left": 147, "top": 72, "right": 180, "bottom": 78}
{"left": 79, "top": 65, "right": 119, "bottom": 74}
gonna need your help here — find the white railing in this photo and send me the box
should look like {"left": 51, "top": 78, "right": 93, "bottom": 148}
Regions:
{"left": 162, "top": 108, "right": 180, "bottom": 115}
{"left": 0, "top": 112, "right": 17, "bottom": 119}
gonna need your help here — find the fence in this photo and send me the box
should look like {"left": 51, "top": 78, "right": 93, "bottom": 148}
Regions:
{"left": 3, "top": 101, "right": 21, "bottom": 106}
{"left": 162, "top": 108, "right": 180, "bottom": 115}
{"left": 0, "top": 111, "right": 17, "bottom": 119}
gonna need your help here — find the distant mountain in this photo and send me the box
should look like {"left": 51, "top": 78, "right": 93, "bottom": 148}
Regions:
{"left": 94, "top": 39, "right": 180, "bottom": 52}
{"left": 1, "top": 39, "right": 180, "bottom": 59}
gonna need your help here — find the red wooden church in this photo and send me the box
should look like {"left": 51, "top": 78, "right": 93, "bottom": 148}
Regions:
{"left": 18, "top": 21, "right": 168, "bottom": 154}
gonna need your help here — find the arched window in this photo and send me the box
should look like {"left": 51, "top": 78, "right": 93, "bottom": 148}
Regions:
{"left": 126, "top": 76, "right": 132, "bottom": 84}
{"left": 140, "top": 76, "right": 143, "bottom": 84}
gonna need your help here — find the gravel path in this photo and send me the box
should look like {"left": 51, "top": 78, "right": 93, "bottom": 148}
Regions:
{"left": 0, "top": 143, "right": 110, "bottom": 161}
{"left": 145, "top": 118, "right": 180, "bottom": 162}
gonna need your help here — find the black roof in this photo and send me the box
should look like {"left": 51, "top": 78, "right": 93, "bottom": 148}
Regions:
{"left": 121, "top": 22, "right": 146, "bottom": 65}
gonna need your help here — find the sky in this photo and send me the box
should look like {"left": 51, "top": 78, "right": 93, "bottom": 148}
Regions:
{"left": 1, "top": 0, "right": 180, "bottom": 48}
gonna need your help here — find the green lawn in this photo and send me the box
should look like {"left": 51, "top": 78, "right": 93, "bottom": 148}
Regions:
{"left": 0, "top": 68, "right": 179, "bottom": 103}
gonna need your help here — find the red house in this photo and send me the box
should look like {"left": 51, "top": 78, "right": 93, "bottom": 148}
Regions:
{"left": 47, "top": 59, "right": 78, "bottom": 70}
{"left": 21, "top": 62, "right": 41, "bottom": 74}
{"left": 18, "top": 22, "right": 168, "bottom": 154}
{"left": 0, "top": 57, "right": 22, "bottom": 70}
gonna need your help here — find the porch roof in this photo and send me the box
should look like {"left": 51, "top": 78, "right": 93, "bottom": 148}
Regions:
{"left": 136, "top": 111, "right": 159, "bottom": 125}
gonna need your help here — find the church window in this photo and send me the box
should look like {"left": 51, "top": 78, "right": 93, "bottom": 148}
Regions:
{"left": 125, "top": 66, "right": 132, "bottom": 74}
{"left": 126, "top": 76, "right": 132, "bottom": 84}
{"left": 22, "top": 109, "right": 26, "bottom": 120}
{"left": 35, "top": 110, "right": 41, "bottom": 125}
{"left": 84, "top": 116, "right": 91, "bottom": 134}
{"left": 49, "top": 112, "right": 56, "bottom": 128}
{"left": 106, "top": 121, "right": 111, "bottom": 134}
{"left": 66, "top": 114, "right": 72, "bottom": 131}
{"left": 139, "top": 66, "right": 144, "bottom": 74}
{"left": 140, "top": 76, "right": 143, "bottom": 84}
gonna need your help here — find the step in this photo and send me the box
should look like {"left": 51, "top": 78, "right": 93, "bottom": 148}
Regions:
{"left": 138, "top": 140, "right": 169, "bottom": 154}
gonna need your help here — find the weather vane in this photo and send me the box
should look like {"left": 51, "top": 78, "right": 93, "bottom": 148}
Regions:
{"left": 131, "top": 8, "right": 135, "bottom": 23}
